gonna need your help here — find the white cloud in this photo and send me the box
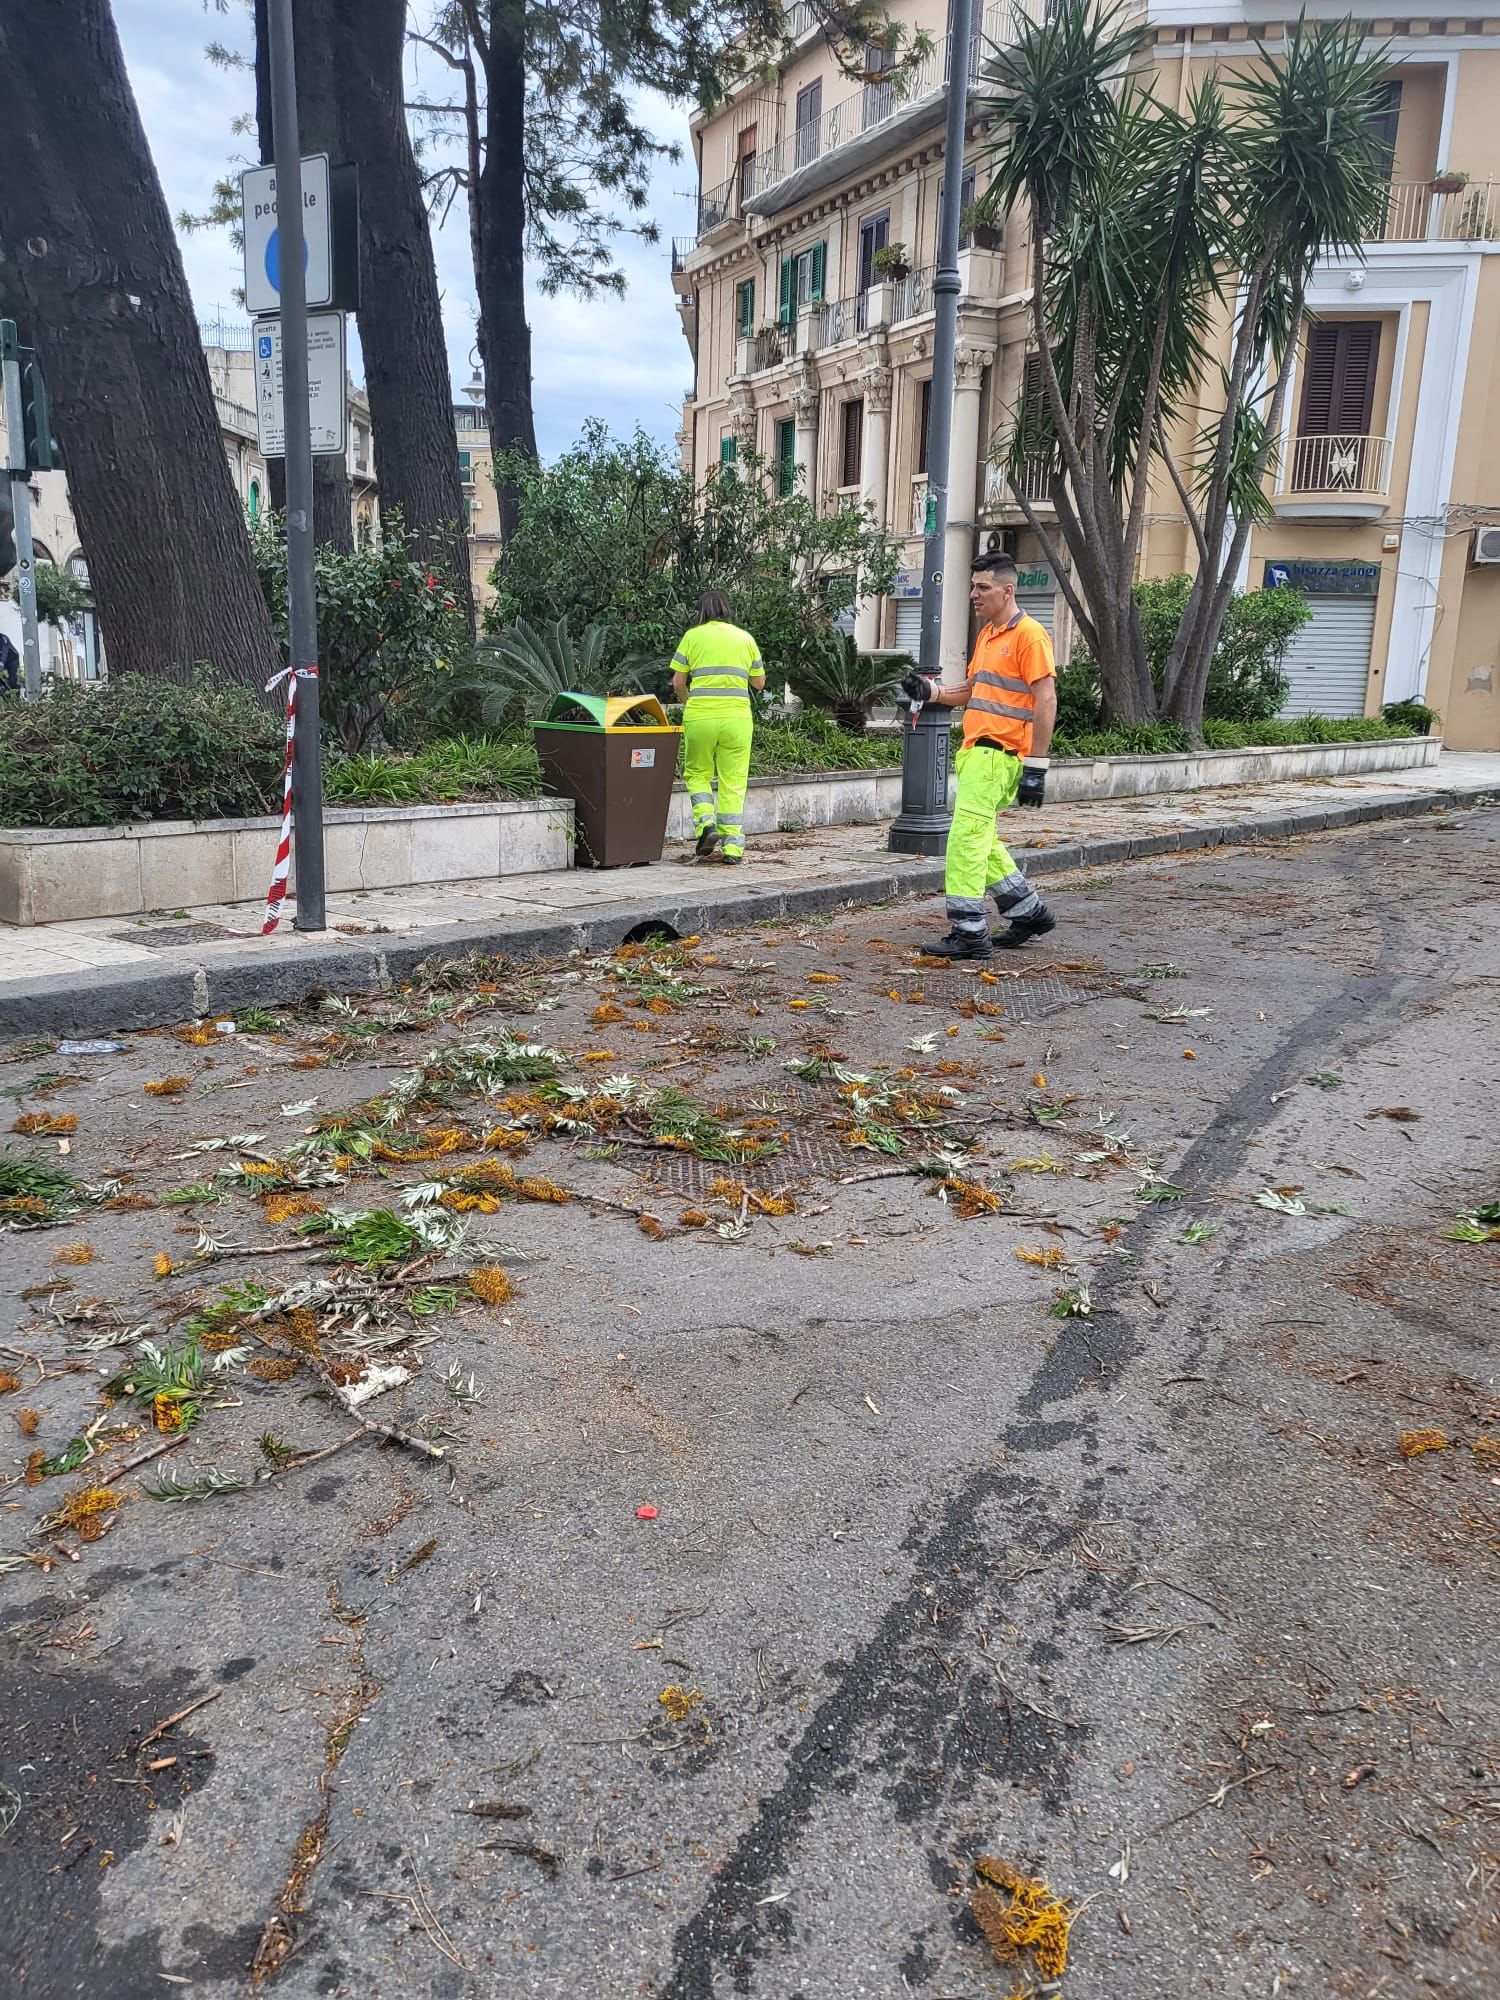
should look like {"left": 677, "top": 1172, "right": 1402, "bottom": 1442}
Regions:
{"left": 114, "top": 0, "right": 696, "bottom": 456}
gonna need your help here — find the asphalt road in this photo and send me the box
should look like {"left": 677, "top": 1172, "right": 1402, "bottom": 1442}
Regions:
{"left": 2, "top": 809, "right": 1497, "bottom": 2000}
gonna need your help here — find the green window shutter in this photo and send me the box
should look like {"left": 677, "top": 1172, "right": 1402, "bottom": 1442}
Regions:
{"left": 720, "top": 433, "right": 738, "bottom": 465}
{"left": 810, "top": 240, "right": 826, "bottom": 302}
{"left": 778, "top": 256, "right": 795, "bottom": 325}
{"left": 737, "top": 279, "right": 755, "bottom": 337}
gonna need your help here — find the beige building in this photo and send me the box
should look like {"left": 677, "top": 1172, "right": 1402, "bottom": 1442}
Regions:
{"left": 674, "top": 0, "right": 1500, "bottom": 748}
{"left": 454, "top": 394, "right": 504, "bottom": 613}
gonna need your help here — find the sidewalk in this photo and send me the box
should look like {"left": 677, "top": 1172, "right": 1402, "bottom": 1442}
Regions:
{"left": 2, "top": 750, "right": 1495, "bottom": 1038}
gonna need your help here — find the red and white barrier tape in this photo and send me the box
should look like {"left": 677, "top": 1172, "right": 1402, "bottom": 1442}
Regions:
{"left": 261, "top": 663, "right": 318, "bottom": 935}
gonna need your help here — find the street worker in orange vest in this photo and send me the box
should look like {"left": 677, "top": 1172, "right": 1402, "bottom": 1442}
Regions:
{"left": 672, "top": 590, "right": 767, "bottom": 863}
{"left": 901, "top": 552, "right": 1058, "bottom": 959}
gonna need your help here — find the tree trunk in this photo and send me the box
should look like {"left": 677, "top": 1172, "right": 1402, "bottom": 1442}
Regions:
{"left": 329, "top": 0, "right": 472, "bottom": 620}
{"left": 0, "top": 1, "right": 278, "bottom": 688}
{"left": 476, "top": 0, "right": 536, "bottom": 537}
{"left": 254, "top": 0, "right": 353, "bottom": 554}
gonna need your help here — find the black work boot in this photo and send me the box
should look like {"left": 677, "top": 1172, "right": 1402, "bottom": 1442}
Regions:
{"left": 695, "top": 826, "right": 722, "bottom": 858}
{"left": 993, "top": 904, "right": 1057, "bottom": 949}
{"left": 925, "top": 927, "right": 994, "bottom": 961}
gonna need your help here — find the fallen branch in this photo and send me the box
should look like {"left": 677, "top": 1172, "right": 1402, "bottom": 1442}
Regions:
{"left": 136, "top": 1688, "right": 223, "bottom": 1752}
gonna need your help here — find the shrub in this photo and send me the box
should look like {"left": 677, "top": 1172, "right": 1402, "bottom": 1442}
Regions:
{"left": 749, "top": 712, "right": 904, "bottom": 774}
{"left": 1054, "top": 656, "right": 1104, "bottom": 736}
{"left": 324, "top": 734, "right": 541, "bottom": 806}
{"left": 249, "top": 508, "right": 469, "bottom": 755}
{"left": 786, "top": 635, "right": 910, "bottom": 733}
{"left": 0, "top": 673, "right": 284, "bottom": 828}
{"left": 442, "top": 617, "right": 653, "bottom": 729}
{"left": 1381, "top": 697, "right": 1439, "bottom": 736}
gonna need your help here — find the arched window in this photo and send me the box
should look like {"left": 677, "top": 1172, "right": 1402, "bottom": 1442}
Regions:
{"left": 248, "top": 480, "right": 262, "bottom": 524}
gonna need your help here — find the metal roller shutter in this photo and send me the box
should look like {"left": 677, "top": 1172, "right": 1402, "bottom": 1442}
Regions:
{"left": 1277, "top": 596, "right": 1376, "bottom": 718}
{"left": 894, "top": 598, "right": 923, "bottom": 653}
{"left": 1017, "top": 592, "right": 1054, "bottom": 637}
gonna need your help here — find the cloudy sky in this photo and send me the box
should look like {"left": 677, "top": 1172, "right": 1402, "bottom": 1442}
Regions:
{"left": 113, "top": 0, "right": 698, "bottom": 457}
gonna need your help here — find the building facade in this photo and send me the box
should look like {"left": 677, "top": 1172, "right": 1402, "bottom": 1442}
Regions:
{"left": 673, "top": 0, "right": 1500, "bottom": 748}
{"left": 454, "top": 397, "right": 504, "bottom": 613}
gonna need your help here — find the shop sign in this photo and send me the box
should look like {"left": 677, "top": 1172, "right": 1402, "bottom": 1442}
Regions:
{"left": 1263, "top": 560, "right": 1381, "bottom": 597}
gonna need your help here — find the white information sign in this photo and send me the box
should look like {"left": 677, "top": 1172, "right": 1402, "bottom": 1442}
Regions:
{"left": 240, "top": 155, "right": 333, "bottom": 315}
{"left": 253, "top": 313, "right": 348, "bottom": 458}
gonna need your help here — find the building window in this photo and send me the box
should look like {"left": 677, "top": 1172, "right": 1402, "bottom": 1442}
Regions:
{"left": 775, "top": 418, "right": 796, "bottom": 497}
{"left": 841, "top": 399, "right": 864, "bottom": 489}
{"left": 736, "top": 122, "right": 758, "bottom": 212}
{"left": 778, "top": 241, "right": 826, "bottom": 324}
{"left": 720, "top": 432, "right": 739, "bottom": 469}
{"left": 1299, "top": 321, "right": 1380, "bottom": 436}
{"left": 938, "top": 168, "right": 978, "bottom": 246}
{"left": 863, "top": 41, "right": 896, "bottom": 128}
{"left": 354, "top": 422, "right": 369, "bottom": 471}
{"left": 795, "top": 80, "right": 822, "bottom": 168}
{"left": 858, "top": 210, "right": 890, "bottom": 294}
{"left": 736, "top": 279, "right": 756, "bottom": 339}
{"left": 248, "top": 479, "right": 262, "bottom": 523}
{"left": 462, "top": 497, "right": 473, "bottom": 531}
{"left": 457, "top": 448, "right": 474, "bottom": 487}
{"left": 917, "top": 378, "right": 932, "bottom": 475}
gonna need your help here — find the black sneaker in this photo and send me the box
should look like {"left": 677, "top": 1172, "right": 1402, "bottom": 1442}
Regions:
{"left": 993, "top": 905, "right": 1057, "bottom": 949}
{"left": 924, "top": 928, "right": 994, "bottom": 961}
{"left": 695, "top": 827, "right": 722, "bottom": 858}
{"left": 720, "top": 851, "right": 743, "bottom": 865}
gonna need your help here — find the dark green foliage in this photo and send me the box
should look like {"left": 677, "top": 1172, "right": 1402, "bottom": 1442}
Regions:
{"left": 0, "top": 673, "right": 284, "bottom": 829}
{"left": 325, "top": 735, "right": 543, "bottom": 805}
{"left": 249, "top": 508, "right": 470, "bottom": 755}
{"left": 483, "top": 422, "right": 898, "bottom": 684}
{"left": 785, "top": 634, "right": 911, "bottom": 733}
{"left": 1381, "top": 697, "right": 1439, "bottom": 736}
{"left": 1053, "top": 714, "right": 1410, "bottom": 756}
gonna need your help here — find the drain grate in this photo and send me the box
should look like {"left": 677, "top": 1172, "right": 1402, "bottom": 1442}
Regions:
{"left": 113, "top": 921, "right": 239, "bottom": 950}
{"left": 627, "top": 1129, "right": 855, "bottom": 1199}
{"left": 878, "top": 966, "right": 1118, "bottom": 1018}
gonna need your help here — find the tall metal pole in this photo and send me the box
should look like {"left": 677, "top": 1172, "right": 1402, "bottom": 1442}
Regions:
{"left": 267, "top": 0, "right": 326, "bottom": 930}
{"left": 1, "top": 336, "right": 43, "bottom": 698}
{"left": 889, "top": 0, "right": 976, "bottom": 856}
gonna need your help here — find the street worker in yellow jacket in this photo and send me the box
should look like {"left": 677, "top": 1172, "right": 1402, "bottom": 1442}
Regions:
{"left": 901, "top": 552, "right": 1058, "bottom": 959}
{"left": 672, "top": 590, "right": 766, "bottom": 863}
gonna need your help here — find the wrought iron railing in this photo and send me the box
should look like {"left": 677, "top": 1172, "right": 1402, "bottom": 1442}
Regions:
{"left": 698, "top": 176, "right": 734, "bottom": 234}
{"left": 741, "top": 2, "right": 1028, "bottom": 204}
{"left": 748, "top": 323, "right": 795, "bottom": 372}
{"left": 1283, "top": 432, "right": 1393, "bottom": 494}
{"left": 1372, "top": 178, "right": 1500, "bottom": 242}
{"left": 889, "top": 264, "right": 935, "bottom": 321}
{"left": 984, "top": 457, "right": 1056, "bottom": 508}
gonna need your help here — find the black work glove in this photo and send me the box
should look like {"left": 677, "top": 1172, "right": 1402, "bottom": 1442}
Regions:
{"left": 900, "top": 670, "right": 938, "bottom": 705}
{"left": 1016, "top": 759, "right": 1048, "bottom": 808}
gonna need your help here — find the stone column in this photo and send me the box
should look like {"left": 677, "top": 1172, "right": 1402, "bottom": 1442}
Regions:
{"left": 854, "top": 358, "right": 893, "bottom": 651}
{"left": 791, "top": 360, "right": 821, "bottom": 501}
{"left": 939, "top": 340, "right": 992, "bottom": 684}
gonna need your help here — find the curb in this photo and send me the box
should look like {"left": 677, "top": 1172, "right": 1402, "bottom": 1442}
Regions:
{"left": 1, "top": 782, "right": 1492, "bottom": 1041}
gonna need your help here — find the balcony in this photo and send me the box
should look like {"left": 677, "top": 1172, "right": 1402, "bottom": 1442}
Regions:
{"left": 741, "top": 2, "right": 1034, "bottom": 216}
{"left": 1274, "top": 432, "right": 1392, "bottom": 520}
{"left": 1372, "top": 178, "right": 1500, "bottom": 243}
{"left": 213, "top": 393, "right": 259, "bottom": 441}
{"left": 698, "top": 175, "right": 735, "bottom": 237}
{"left": 983, "top": 456, "right": 1056, "bottom": 515}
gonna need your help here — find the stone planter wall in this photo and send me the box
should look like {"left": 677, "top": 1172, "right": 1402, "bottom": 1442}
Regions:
{"left": 663, "top": 732, "right": 1441, "bottom": 836}
{"left": 0, "top": 798, "right": 574, "bottom": 927}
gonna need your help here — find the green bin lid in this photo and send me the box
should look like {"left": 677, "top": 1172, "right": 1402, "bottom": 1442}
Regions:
{"left": 534, "top": 691, "right": 678, "bottom": 731}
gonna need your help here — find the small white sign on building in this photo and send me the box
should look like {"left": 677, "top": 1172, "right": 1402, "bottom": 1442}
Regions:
{"left": 254, "top": 314, "right": 348, "bottom": 458}
{"left": 240, "top": 155, "right": 333, "bottom": 315}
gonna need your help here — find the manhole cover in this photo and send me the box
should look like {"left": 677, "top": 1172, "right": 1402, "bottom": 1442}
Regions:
{"left": 627, "top": 1129, "right": 855, "bottom": 1198}
{"left": 112, "top": 921, "right": 239, "bottom": 949}
{"left": 878, "top": 967, "right": 1117, "bottom": 1019}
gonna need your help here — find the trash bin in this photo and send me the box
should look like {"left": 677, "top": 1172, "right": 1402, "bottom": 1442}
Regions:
{"left": 531, "top": 692, "right": 683, "bottom": 868}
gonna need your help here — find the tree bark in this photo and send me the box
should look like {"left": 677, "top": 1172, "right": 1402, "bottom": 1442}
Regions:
{"left": 475, "top": 0, "right": 536, "bottom": 536}
{"left": 0, "top": 0, "right": 278, "bottom": 688}
{"left": 328, "top": 0, "right": 472, "bottom": 619}
{"left": 254, "top": 0, "right": 353, "bottom": 553}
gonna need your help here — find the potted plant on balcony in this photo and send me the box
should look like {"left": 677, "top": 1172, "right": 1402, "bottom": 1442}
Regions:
{"left": 872, "top": 241, "right": 911, "bottom": 282}
{"left": 1429, "top": 167, "right": 1469, "bottom": 195}
{"left": 960, "top": 201, "right": 1002, "bottom": 251}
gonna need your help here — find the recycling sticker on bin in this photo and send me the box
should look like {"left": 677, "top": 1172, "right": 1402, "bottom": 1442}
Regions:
{"left": 630, "top": 748, "right": 656, "bottom": 767}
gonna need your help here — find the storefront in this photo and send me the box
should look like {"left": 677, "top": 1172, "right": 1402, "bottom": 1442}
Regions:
{"left": 1264, "top": 560, "right": 1381, "bottom": 719}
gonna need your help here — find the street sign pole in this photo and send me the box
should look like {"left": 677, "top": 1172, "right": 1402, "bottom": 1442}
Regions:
{"left": 266, "top": 0, "right": 326, "bottom": 931}
{"left": 889, "top": 0, "right": 975, "bottom": 856}
{"left": 1, "top": 330, "right": 43, "bottom": 698}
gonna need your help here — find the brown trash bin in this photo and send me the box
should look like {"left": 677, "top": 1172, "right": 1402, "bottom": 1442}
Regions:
{"left": 531, "top": 692, "right": 683, "bottom": 868}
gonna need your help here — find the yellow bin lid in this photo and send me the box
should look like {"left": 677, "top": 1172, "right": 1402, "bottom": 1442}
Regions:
{"left": 535, "top": 691, "right": 680, "bottom": 732}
